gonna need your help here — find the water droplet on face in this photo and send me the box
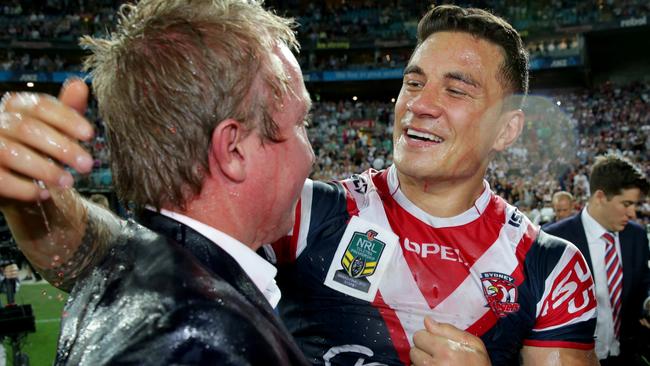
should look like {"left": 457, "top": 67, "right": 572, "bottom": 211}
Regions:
{"left": 53, "top": 255, "right": 61, "bottom": 261}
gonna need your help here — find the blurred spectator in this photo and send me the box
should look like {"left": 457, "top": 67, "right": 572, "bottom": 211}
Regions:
{"left": 551, "top": 191, "right": 577, "bottom": 223}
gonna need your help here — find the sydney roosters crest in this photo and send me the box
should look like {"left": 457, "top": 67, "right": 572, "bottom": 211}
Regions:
{"left": 481, "top": 272, "right": 520, "bottom": 317}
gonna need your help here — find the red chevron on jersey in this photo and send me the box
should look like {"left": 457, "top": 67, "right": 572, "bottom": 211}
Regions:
{"left": 339, "top": 167, "right": 538, "bottom": 355}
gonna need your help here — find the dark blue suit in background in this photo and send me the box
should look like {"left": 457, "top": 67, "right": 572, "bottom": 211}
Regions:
{"left": 544, "top": 211, "right": 650, "bottom": 360}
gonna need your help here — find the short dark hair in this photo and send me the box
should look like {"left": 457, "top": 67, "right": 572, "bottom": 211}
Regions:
{"left": 416, "top": 5, "right": 528, "bottom": 108}
{"left": 589, "top": 154, "right": 649, "bottom": 198}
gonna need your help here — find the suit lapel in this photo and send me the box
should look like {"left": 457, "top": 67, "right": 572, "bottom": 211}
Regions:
{"left": 617, "top": 227, "right": 635, "bottom": 304}
{"left": 570, "top": 212, "right": 594, "bottom": 275}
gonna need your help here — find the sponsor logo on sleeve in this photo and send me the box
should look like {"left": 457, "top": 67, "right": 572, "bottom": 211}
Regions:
{"left": 534, "top": 252, "right": 596, "bottom": 331}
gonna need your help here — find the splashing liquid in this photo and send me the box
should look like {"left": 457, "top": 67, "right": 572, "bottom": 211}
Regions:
{"left": 34, "top": 179, "right": 52, "bottom": 233}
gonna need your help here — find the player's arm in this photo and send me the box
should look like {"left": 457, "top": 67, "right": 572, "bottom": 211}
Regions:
{"left": 0, "top": 80, "right": 121, "bottom": 291}
{"left": 521, "top": 346, "right": 599, "bottom": 366}
{"left": 522, "top": 232, "right": 599, "bottom": 365}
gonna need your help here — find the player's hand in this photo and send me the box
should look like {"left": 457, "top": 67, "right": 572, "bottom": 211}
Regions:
{"left": 410, "top": 317, "right": 490, "bottom": 366}
{"left": 2, "top": 263, "right": 19, "bottom": 279}
{"left": 0, "top": 78, "right": 94, "bottom": 202}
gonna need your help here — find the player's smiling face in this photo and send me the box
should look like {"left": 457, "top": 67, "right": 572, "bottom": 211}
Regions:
{"left": 393, "top": 31, "right": 511, "bottom": 183}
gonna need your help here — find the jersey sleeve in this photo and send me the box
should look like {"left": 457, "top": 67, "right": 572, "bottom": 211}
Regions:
{"left": 269, "top": 178, "right": 351, "bottom": 264}
{"left": 523, "top": 231, "right": 597, "bottom": 349}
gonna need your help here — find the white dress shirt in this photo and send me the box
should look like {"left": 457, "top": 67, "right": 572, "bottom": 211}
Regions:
{"left": 157, "top": 209, "right": 282, "bottom": 308}
{"left": 581, "top": 207, "right": 621, "bottom": 358}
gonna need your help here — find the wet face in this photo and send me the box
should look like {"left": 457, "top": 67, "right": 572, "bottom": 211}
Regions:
{"left": 393, "top": 31, "right": 511, "bottom": 183}
{"left": 249, "top": 45, "right": 314, "bottom": 243}
{"left": 552, "top": 198, "right": 574, "bottom": 221}
{"left": 598, "top": 188, "right": 641, "bottom": 232}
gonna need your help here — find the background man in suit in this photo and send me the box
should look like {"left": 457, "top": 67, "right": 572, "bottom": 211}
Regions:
{"left": 551, "top": 190, "right": 576, "bottom": 222}
{"left": 0, "top": 0, "right": 314, "bottom": 364}
{"left": 545, "top": 154, "right": 650, "bottom": 365}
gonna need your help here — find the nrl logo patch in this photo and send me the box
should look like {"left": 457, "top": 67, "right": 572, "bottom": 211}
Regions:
{"left": 333, "top": 229, "right": 386, "bottom": 292}
{"left": 481, "top": 272, "right": 520, "bottom": 317}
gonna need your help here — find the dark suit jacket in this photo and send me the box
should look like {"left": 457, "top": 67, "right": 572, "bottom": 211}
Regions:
{"left": 55, "top": 210, "right": 308, "bottom": 365}
{"left": 544, "top": 211, "right": 650, "bottom": 352}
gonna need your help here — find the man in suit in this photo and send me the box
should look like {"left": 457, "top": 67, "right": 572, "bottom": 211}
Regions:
{"left": 545, "top": 154, "right": 650, "bottom": 365}
{"left": 551, "top": 190, "right": 576, "bottom": 222}
{"left": 0, "top": 0, "right": 313, "bottom": 364}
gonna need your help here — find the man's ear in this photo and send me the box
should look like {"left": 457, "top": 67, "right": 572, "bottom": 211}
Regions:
{"left": 593, "top": 189, "right": 608, "bottom": 205}
{"left": 493, "top": 109, "right": 524, "bottom": 152}
{"left": 209, "top": 119, "right": 247, "bottom": 182}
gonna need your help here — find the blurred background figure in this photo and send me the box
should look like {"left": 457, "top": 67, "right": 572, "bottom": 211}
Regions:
{"left": 552, "top": 191, "right": 576, "bottom": 222}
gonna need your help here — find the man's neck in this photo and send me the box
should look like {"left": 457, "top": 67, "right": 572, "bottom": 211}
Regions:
{"left": 397, "top": 171, "right": 487, "bottom": 218}
{"left": 585, "top": 201, "right": 607, "bottom": 231}
{"left": 163, "top": 191, "right": 261, "bottom": 251}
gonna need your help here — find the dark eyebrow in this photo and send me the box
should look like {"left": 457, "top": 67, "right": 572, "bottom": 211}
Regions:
{"left": 403, "top": 64, "right": 425, "bottom": 76}
{"left": 445, "top": 71, "right": 480, "bottom": 89}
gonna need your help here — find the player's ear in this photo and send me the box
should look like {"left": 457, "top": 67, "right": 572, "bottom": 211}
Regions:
{"left": 209, "top": 119, "right": 247, "bottom": 182}
{"left": 493, "top": 109, "right": 524, "bottom": 152}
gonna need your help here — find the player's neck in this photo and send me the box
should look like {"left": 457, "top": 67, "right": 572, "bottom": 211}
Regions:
{"left": 397, "top": 172, "right": 487, "bottom": 218}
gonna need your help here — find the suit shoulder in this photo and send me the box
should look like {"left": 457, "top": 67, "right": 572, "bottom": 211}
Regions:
{"left": 542, "top": 215, "right": 577, "bottom": 235}
{"left": 623, "top": 220, "right": 647, "bottom": 234}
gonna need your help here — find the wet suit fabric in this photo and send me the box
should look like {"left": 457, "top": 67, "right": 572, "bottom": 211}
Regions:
{"left": 55, "top": 210, "right": 308, "bottom": 366}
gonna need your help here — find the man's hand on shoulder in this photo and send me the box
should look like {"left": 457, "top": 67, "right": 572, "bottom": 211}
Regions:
{"left": 410, "top": 317, "right": 490, "bottom": 366}
{"left": 0, "top": 79, "right": 94, "bottom": 204}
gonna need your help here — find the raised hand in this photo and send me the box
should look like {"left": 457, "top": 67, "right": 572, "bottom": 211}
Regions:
{"left": 0, "top": 78, "right": 94, "bottom": 202}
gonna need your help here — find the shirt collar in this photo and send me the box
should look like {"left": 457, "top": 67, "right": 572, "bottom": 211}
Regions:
{"left": 151, "top": 208, "right": 280, "bottom": 307}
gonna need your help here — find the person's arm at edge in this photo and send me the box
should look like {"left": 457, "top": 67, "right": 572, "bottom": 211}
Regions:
{"left": 0, "top": 80, "right": 119, "bottom": 291}
{"left": 2, "top": 189, "right": 121, "bottom": 292}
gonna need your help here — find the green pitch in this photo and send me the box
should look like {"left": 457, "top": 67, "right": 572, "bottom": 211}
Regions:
{"left": 3, "top": 282, "right": 67, "bottom": 366}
